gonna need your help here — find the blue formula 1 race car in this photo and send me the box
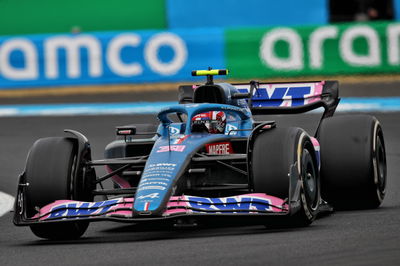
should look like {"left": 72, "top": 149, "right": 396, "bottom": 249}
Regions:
{"left": 14, "top": 69, "right": 387, "bottom": 240}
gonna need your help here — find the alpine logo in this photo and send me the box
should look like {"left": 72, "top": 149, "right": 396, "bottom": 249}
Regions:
{"left": 137, "top": 193, "right": 160, "bottom": 200}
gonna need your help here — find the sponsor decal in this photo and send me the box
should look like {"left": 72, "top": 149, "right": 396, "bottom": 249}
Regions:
{"left": 137, "top": 162, "right": 177, "bottom": 193}
{"left": 157, "top": 145, "right": 186, "bottom": 152}
{"left": 35, "top": 194, "right": 286, "bottom": 220}
{"left": 225, "top": 124, "right": 238, "bottom": 135}
{"left": 139, "top": 186, "right": 166, "bottom": 190}
{"left": 140, "top": 181, "right": 168, "bottom": 186}
{"left": 0, "top": 28, "right": 224, "bottom": 88}
{"left": 171, "top": 134, "right": 189, "bottom": 144}
{"left": 47, "top": 199, "right": 120, "bottom": 219}
{"left": 206, "top": 142, "right": 234, "bottom": 155}
{"left": 236, "top": 82, "right": 322, "bottom": 107}
{"left": 220, "top": 105, "right": 249, "bottom": 113}
{"left": 186, "top": 196, "right": 272, "bottom": 212}
{"left": 258, "top": 25, "right": 383, "bottom": 71}
{"left": 147, "top": 163, "right": 177, "bottom": 167}
{"left": 227, "top": 22, "right": 400, "bottom": 79}
{"left": 0, "top": 33, "right": 186, "bottom": 81}
{"left": 137, "top": 193, "right": 160, "bottom": 200}
{"left": 169, "top": 126, "right": 181, "bottom": 135}
{"left": 142, "top": 163, "right": 176, "bottom": 179}
{"left": 141, "top": 177, "right": 170, "bottom": 182}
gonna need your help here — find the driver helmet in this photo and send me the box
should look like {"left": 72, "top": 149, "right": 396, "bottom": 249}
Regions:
{"left": 191, "top": 111, "right": 226, "bottom": 134}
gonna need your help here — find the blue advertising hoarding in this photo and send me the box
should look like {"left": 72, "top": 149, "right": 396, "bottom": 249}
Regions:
{"left": 0, "top": 28, "right": 225, "bottom": 89}
{"left": 395, "top": 0, "right": 400, "bottom": 21}
{"left": 166, "top": 0, "right": 328, "bottom": 28}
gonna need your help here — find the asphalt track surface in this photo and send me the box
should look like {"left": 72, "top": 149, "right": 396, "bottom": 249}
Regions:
{"left": 0, "top": 82, "right": 400, "bottom": 265}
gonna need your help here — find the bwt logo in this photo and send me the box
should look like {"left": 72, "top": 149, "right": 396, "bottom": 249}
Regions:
{"left": 187, "top": 196, "right": 272, "bottom": 212}
{"left": 0, "top": 33, "right": 187, "bottom": 80}
{"left": 238, "top": 86, "right": 312, "bottom": 106}
{"left": 47, "top": 199, "right": 119, "bottom": 219}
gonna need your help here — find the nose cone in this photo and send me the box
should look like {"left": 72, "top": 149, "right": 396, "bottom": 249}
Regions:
{"left": 133, "top": 133, "right": 231, "bottom": 216}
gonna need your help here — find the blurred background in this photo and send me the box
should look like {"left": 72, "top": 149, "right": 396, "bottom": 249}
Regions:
{"left": 0, "top": 0, "right": 399, "bottom": 96}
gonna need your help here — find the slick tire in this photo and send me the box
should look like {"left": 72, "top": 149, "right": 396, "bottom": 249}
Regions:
{"left": 252, "top": 127, "right": 320, "bottom": 227}
{"left": 25, "top": 137, "right": 89, "bottom": 240}
{"left": 318, "top": 115, "right": 386, "bottom": 210}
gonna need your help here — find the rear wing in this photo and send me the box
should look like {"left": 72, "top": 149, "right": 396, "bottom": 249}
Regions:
{"left": 178, "top": 80, "right": 339, "bottom": 117}
{"left": 234, "top": 80, "right": 339, "bottom": 117}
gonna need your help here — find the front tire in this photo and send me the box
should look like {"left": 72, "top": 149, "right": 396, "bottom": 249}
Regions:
{"left": 25, "top": 137, "right": 91, "bottom": 239}
{"left": 252, "top": 127, "right": 320, "bottom": 227}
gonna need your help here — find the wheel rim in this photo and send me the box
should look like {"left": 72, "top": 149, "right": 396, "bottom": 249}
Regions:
{"left": 375, "top": 132, "right": 386, "bottom": 200}
{"left": 302, "top": 149, "right": 318, "bottom": 211}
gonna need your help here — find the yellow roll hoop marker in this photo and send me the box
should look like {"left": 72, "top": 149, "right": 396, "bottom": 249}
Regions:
{"left": 191, "top": 69, "right": 229, "bottom": 76}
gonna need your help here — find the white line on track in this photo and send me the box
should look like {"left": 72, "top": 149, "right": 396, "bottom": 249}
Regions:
{"left": 0, "top": 191, "right": 14, "bottom": 217}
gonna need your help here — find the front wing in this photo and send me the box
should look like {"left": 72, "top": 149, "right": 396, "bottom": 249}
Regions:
{"left": 14, "top": 193, "right": 289, "bottom": 225}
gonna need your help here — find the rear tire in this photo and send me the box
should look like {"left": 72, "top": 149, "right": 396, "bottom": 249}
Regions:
{"left": 25, "top": 137, "right": 91, "bottom": 240}
{"left": 319, "top": 115, "right": 386, "bottom": 210}
{"left": 252, "top": 127, "right": 320, "bottom": 227}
